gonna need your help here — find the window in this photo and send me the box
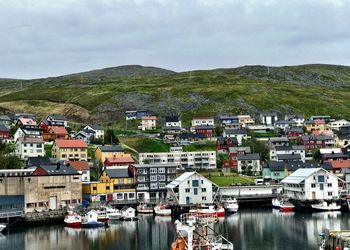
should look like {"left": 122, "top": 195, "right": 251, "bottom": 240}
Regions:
{"left": 158, "top": 175, "right": 166, "bottom": 181}
{"left": 150, "top": 168, "right": 157, "bottom": 174}
{"left": 129, "top": 193, "right": 135, "bottom": 199}
{"left": 327, "top": 183, "right": 332, "bottom": 187}
{"left": 159, "top": 183, "right": 166, "bottom": 189}
{"left": 318, "top": 175, "right": 325, "bottom": 183}
{"left": 93, "top": 187, "right": 97, "bottom": 191}
{"left": 150, "top": 175, "right": 157, "bottom": 181}
{"left": 192, "top": 180, "right": 199, "bottom": 187}
{"left": 185, "top": 188, "right": 190, "bottom": 193}
{"left": 194, "top": 188, "right": 198, "bottom": 195}
{"left": 150, "top": 183, "right": 158, "bottom": 189}
{"left": 158, "top": 168, "right": 165, "bottom": 173}
{"left": 202, "top": 196, "right": 207, "bottom": 201}
{"left": 311, "top": 184, "right": 316, "bottom": 188}
{"left": 328, "top": 192, "right": 333, "bottom": 196}
{"left": 117, "top": 193, "right": 123, "bottom": 199}
{"left": 202, "top": 188, "right": 206, "bottom": 192}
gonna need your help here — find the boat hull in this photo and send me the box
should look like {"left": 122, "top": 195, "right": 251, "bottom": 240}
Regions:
{"left": 311, "top": 205, "right": 341, "bottom": 211}
{"left": 81, "top": 221, "right": 105, "bottom": 228}
{"left": 137, "top": 209, "right": 154, "bottom": 214}
{"left": 279, "top": 206, "right": 294, "bottom": 212}
{"left": 0, "top": 224, "right": 6, "bottom": 232}
{"left": 155, "top": 210, "right": 172, "bottom": 216}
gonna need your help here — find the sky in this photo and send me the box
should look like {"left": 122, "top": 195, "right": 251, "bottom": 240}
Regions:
{"left": 1, "top": 0, "right": 350, "bottom": 79}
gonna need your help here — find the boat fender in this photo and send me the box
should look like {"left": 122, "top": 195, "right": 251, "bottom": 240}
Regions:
{"left": 335, "top": 246, "right": 340, "bottom": 250}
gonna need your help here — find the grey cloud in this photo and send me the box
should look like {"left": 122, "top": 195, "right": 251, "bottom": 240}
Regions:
{"left": 0, "top": 0, "right": 350, "bottom": 79}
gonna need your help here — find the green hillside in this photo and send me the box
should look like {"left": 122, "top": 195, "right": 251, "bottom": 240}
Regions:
{"left": 1, "top": 64, "right": 350, "bottom": 124}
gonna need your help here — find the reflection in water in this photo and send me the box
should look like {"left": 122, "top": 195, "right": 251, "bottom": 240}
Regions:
{"left": 3, "top": 209, "right": 350, "bottom": 250}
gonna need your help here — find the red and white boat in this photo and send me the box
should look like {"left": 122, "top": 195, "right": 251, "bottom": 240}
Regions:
{"left": 154, "top": 204, "right": 172, "bottom": 216}
{"left": 189, "top": 205, "right": 225, "bottom": 218}
{"left": 64, "top": 213, "right": 82, "bottom": 228}
{"left": 96, "top": 210, "right": 109, "bottom": 223}
{"left": 279, "top": 202, "right": 295, "bottom": 212}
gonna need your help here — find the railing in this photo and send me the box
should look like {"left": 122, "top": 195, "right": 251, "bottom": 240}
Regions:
{"left": 0, "top": 210, "right": 24, "bottom": 219}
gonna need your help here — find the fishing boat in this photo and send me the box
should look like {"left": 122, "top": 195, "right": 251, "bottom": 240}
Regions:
{"left": 272, "top": 198, "right": 281, "bottom": 209}
{"left": 64, "top": 213, "right": 82, "bottom": 228}
{"left": 0, "top": 223, "right": 6, "bottom": 232}
{"left": 189, "top": 204, "right": 225, "bottom": 217}
{"left": 105, "top": 207, "right": 122, "bottom": 220}
{"left": 279, "top": 202, "right": 295, "bottom": 212}
{"left": 154, "top": 204, "right": 172, "bottom": 216}
{"left": 96, "top": 209, "right": 109, "bottom": 223}
{"left": 223, "top": 198, "right": 239, "bottom": 213}
{"left": 81, "top": 210, "right": 106, "bottom": 228}
{"left": 137, "top": 203, "right": 154, "bottom": 214}
{"left": 120, "top": 207, "right": 137, "bottom": 220}
{"left": 170, "top": 213, "right": 234, "bottom": 250}
{"left": 311, "top": 201, "right": 341, "bottom": 211}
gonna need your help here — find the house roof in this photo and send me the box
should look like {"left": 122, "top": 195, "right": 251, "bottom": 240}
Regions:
{"left": 269, "top": 137, "right": 289, "bottom": 142}
{"left": 105, "top": 168, "right": 133, "bottom": 178}
{"left": 50, "top": 126, "right": 68, "bottom": 135}
{"left": 219, "top": 115, "right": 237, "bottom": 120}
{"left": 18, "top": 117, "right": 36, "bottom": 126}
{"left": 229, "top": 147, "right": 251, "bottom": 154}
{"left": 281, "top": 168, "right": 322, "bottom": 184}
{"left": 237, "top": 153, "right": 260, "bottom": 161}
{"left": 337, "top": 134, "right": 350, "bottom": 140}
{"left": 166, "top": 171, "right": 217, "bottom": 189}
{"left": 87, "top": 124, "right": 103, "bottom": 130}
{"left": 165, "top": 116, "right": 179, "bottom": 122}
{"left": 0, "top": 115, "right": 11, "bottom": 121}
{"left": 286, "top": 127, "right": 304, "bottom": 133}
{"left": 27, "top": 156, "right": 51, "bottom": 167}
{"left": 329, "top": 160, "right": 350, "bottom": 169}
{"left": 142, "top": 116, "right": 157, "bottom": 120}
{"left": 274, "top": 145, "right": 305, "bottom": 151}
{"left": 33, "top": 164, "right": 80, "bottom": 176}
{"left": 0, "top": 125, "right": 9, "bottom": 132}
{"left": 224, "top": 128, "right": 247, "bottom": 135}
{"left": 178, "top": 133, "right": 206, "bottom": 139}
{"left": 217, "top": 136, "right": 238, "bottom": 145}
{"left": 132, "top": 163, "right": 178, "bottom": 168}
{"left": 66, "top": 161, "right": 89, "bottom": 171}
{"left": 266, "top": 161, "right": 286, "bottom": 171}
{"left": 55, "top": 139, "right": 87, "bottom": 148}
{"left": 323, "top": 153, "right": 348, "bottom": 159}
{"left": 194, "top": 125, "right": 214, "bottom": 130}
{"left": 97, "top": 145, "right": 124, "bottom": 152}
{"left": 276, "top": 154, "right": 301, "bottom": 160}
{"left": 163, "top": 126, "right": 182, "bottom": 131}
{"left": 105, "top": 156, "right": 135, "bottom": 164}
{"left": 275, "top": 120, "right": 297, "bottom": 125}
{"left": 301, "top": 135, "right": 332, "bottom": 141}
{"left": 47, "top": 114, "right": 67, "bottom": 121}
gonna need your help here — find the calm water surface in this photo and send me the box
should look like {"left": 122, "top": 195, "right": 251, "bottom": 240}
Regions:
{"left": 1, "top": 208, "right": 350, "bottom": 250}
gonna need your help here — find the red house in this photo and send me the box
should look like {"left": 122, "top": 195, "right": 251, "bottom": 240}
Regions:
{"left": 0, "top": 125, "right": 10, "bottom": 140}
{"left": 194, "top": 125, "right": 214, "bottom": 138}
{"left": 104, "top": 156, "right": 135, "bottom": 167}
{"left": 300, "top": 135, "right": 333, "bottom": 149}
{"left": 286, "top": 127, "right": 304, "bottom": 139}
{"left": 216, "top": 137, "right": 239, "bottom": 153}
{"left": 222, "top": 147, "right": 251, "bottom": 169}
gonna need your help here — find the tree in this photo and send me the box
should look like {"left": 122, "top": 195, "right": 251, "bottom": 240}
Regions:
{"left": 104, "top": 129, "right": 120, "bottom": 145}
{"left": 0, "top": 155, "right": 23, "bottom": 169}
{"left": 215, "top": 125, "right": 223, "bottom": 137}
{"left": 313, "top": 149, "right": 322, "bottom": 162}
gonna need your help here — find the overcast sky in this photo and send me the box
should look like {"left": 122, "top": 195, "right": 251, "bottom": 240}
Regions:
{"left": 1, "top": 0, "right": 350, "bottom": 79}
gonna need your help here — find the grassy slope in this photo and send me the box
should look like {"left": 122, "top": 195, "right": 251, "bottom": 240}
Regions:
{"left": 1, "top": 64, "right": 350, "bottom": 122}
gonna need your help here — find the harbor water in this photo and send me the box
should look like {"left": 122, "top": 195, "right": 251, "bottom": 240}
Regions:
{"left": 1, "top": 208, "right": 350, "bottom": 250}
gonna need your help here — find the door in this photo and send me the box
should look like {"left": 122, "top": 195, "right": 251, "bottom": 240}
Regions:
{"left": 312, "top": 192, "right": 316, "bottom": 200}
{"left": 186, "top": 196, "right": 190, "bottom": 205}
{"left": 49, "top": 196, "right": 57, "bottom": 210}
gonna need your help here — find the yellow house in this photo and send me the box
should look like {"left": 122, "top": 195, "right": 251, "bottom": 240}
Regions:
{"left": 52, "top": 139, "right": 88, "bottom": 161}
{"left": 94, "top": 145, "right": 127, "bottom": 163}
{"left": 304, "top": 120, "right": 327, "bottom": 132}
{"left": 82, "top": 167, "right": 136, "bottom": 203}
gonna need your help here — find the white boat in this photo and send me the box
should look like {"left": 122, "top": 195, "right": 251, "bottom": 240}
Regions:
{"left": 272, "top": 198, "right": 281, "bottom": 208}
{"left": 189, "top": 204, "right": 225, "bottom": 218}
{"left": 137, "top": 203, "right": 154, "bottom": 214}
{"left": 121, "top": 207, "right": 137, "bottom": 220}
{"left": 105, "top": 207, "right": 122, "bottom": 220}
{"left": 312, "top": 201, "right": 341, "bottom": 211}
{"left": 154, "top": 205, "right": 172, "bottom": 216}
{"left": 224, "top": 198, "right": 239, "bottom": 213}
{"left": 0, "top": 223, "right": 6, "bottom": 232}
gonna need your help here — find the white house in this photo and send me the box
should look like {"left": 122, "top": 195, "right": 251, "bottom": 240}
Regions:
{"left": 15, "top": 137, "right": 45, "bottom": 160}
{"left": 191, "top": 117, "right": 214, "bottom": 127}
{"left": 237, "top": 153, "right": 261, "bottom": 175}
{"left": 165, "top": 116, "right": 182, "bottom": 128}
{"left": 84, "top": 125, "right": 104, "bottom": 139}
{"left": 281, "top": 168, "right": 345, "bottom": 201}
{"left": 66, "top": 161, "right": 90, "bottom": 182}
{"left": 14, "top": 127, "right": 42, "bottom": 142}
{"left": 328, "top": 119, "right": 350, "bottom": 131}
{"left": 140, "top": 116, "right": 157, "bottom": 131}
{"left": 166, "top": 172, "right": 219, "bottom": 205}
{"left": 223, "top": 129, "right": 249, "bottom": 145}
{"left": 267, "top": 137, "right": 290, "bottom": 149}
{"left": 285, "top": 115, "right": 304, "bottom": 127}
{"left": 237, "top": 115, "right": 255, "bottom": 126}
{"left": 139, "top": 150, "right": 216, "bottom": 170}
{"left": 274, "top": 120, "right": 297, "bottom": 131}
{"left": 270, "top": 145, "right": 306, "bottom": 162}
{"left": 46, "top": 114, "right": 68, "bottom": 127}
{"left": 260, "top": 112, "right": 278, "bottom": 125}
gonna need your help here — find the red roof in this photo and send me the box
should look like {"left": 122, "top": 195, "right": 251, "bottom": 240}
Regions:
{"left": 142, "top": 116, "right": 157, "bottom": 120}
{"left": 55, "top": 139, "right": 87, "bottom": 148}
{"left": 105, "top": 156, "right": 135, "bottom": 164}
{"left": 18, "top": 117, "right": 37, "bottom": 126}
{"left": 66, "top": 161, "right": 89, "bottom": 171}
{"left": 330, "top": 160, "right": 350, "bottom": 169}
{"left": 50, "top": 126, "right": 68, "bottom": 135}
